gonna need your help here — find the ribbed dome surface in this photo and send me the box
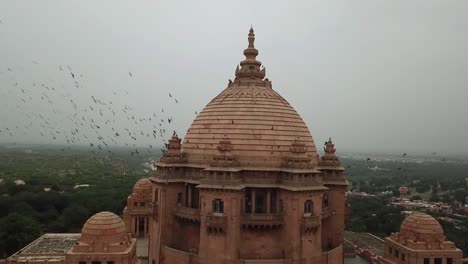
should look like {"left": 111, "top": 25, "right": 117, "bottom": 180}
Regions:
{"left": 133, "top": 178, "right": 152, "bottom": 193}
{"left": 80, "top": 211, "right": 127, "bottom": 243}
{"left": 399, "top": 213, "right": 444, "bottom": 242}
{"left": 182, "top": 84, "right": 317, "bottom": 167}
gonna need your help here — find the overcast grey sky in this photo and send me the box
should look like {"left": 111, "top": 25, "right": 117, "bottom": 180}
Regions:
{"left": 1, "top": 1, "right": 468, "bottom": 155}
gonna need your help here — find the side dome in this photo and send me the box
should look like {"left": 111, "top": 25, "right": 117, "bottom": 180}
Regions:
{"left": 182, "top": 28, "right": 317, "bottom": 168}
{"left": 133, "top": 178, "right": 152, "bottom": 193}
{"left": 399, "top": 213, "right": 444, "bottom": 242}
{"left": 80, "top": 211, "right": 128, "bottom": 243}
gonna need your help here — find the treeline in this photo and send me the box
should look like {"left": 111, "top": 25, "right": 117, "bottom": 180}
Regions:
{"left": 0, "top": 148, "right": 154, "bottom": 257}
{"left": 342, "top": 158, "right": 468, "bottom": 199}
{"left": 346, "top": 196, "right": 403, "bottom": 237}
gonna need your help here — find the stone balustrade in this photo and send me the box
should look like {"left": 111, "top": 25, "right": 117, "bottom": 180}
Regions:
{"left": 174, "top": 205, "right": 200, "bottom": 223}
{"left": 302, "top": 215, "right": 320, "bottom": 233}
{"left": 205, "top": 214, "right": 227, "bottom": 232}
{"left": 321, "top": 207, "right": 332, "bottom": 219}
{"left": 241, "top": 213, "right": 283, "bottom": 229}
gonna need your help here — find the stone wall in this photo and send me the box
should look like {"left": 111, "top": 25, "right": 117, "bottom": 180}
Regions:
{"left": 239, "top": 229, "right": 284, "bottom": 259}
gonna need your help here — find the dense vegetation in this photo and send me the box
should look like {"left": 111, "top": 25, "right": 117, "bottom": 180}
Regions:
{"left": 342, "top": 156, "right": 468, "bottom": 203}
{"left": 0, "top": 145, "right": 158, "bottom": 257}
{"left": 343, "top": 155, "right": 468, "bottom": 256}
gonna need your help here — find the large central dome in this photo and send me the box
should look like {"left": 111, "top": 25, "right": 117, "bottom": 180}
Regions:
{"left": 182, "top": 28, "right": 317, "bottom": 168}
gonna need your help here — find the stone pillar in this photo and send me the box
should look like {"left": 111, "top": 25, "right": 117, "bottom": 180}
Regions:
{"left": 145, "top": 217, "right": 149, "bottom": 236}
{"left": 266, "top": 191, "right": 271, "bottom": 214}
{"left": 251, "top": 189, "right": 256, "bottom": 213}
{"left": 135, "top": 217, "right": 139, "bottom": 237}
{"left": 188, "top": 185, "right": 192, "bottom": 208}
{"left": 133, "top": 217, "right": 137, "bottom": 235}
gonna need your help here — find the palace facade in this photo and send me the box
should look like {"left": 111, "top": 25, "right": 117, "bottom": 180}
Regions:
{"left": 146, "top": 28, "right": 348, "bottom": 264}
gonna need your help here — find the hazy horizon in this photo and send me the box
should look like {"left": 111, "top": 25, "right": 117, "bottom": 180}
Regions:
{"left": 1, "top": 1, "right": 468, "bottom": 155}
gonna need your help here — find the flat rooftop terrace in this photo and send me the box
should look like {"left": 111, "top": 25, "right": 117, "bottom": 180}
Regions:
{"left": 7, "top": 233, "right": 81, "bottom": 262}
{"left": 344, "top": 231, "right": 385, "bottom": 257}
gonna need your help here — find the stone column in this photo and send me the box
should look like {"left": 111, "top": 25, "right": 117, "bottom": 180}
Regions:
{"left": 135, "top": 217, "right": 139, "bottom": 235}
{"left": 188, "top": 185, "right": 193, "bottom": 208}
{"left": 145, "top": 217, "right": 148, "bottom": 236}
{"left": 136, "top": 217, "right": 139, "bottom": 237}
{"left": 266, "top": 191, "right": 271, "bottom": 214}
{"left": 251, "top": 189, "right": 256, "bottom": 213}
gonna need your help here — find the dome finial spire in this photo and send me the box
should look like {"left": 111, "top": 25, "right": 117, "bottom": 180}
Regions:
{"left": 248, "top": 26, "right": 255, "bottom": 48}
{"left": 235, "top": 27, "right": 265, "bottom": 79}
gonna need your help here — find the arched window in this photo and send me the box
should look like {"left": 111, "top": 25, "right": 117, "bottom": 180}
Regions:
{"left": 304, "top": 200, "right": 313, "bottom": 216}
{"left": 323, "top": 193, "right": 329, "bottom": 208}
{"left": 212, "top": 199, "right": 224, "bottom": 214}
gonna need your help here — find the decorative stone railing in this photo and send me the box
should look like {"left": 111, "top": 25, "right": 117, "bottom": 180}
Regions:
{"left": 241, "top": 213, "right": 283, "bottom": 229}
{"left": 281, "top": 179, "right": 323, "bottom": 187}
{"left": 174, "top": 205, "right": 200, "bottom": 223}
{"left": 280, "top": 174, "right": 323, "bottom": 187}
{"left": 206, "top": 213, "right": 227, "bottom": 232}
{"left": 200, "top": 177, "right": 242, "bottom": 186}
{"left": 153, "top": 170, "right": 202, "bottom": 182}
{"left": 302, "top": 215, "right": 320, "bottom": 233}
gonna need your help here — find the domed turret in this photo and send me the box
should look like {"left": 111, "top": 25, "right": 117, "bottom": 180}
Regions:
{"left": 399, "top": 213, "right": 444, "bottom": 242}
{"left": 80, "top": 211, "right": 128, "bottom": 244}
{"left": 400, "top": 213, "right": 445, "bottom": 242}
{"left": 70, "top": 211, "right": 137, "bottom": 262}
{"left": 133, "top": 178, "right": 152, "bottom": 194}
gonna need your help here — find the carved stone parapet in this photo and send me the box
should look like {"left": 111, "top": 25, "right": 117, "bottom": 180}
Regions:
{"left": 206, "top": 213, "right": 227, "bottom": 232}
{"left": 241, "top": 213, "right": 283, "bottom": 229}
{"left": 174, "top": 205, "right": 200, "bottom": 223}
{"left": 302, "top": 215, "right": 320, "bottom": 233}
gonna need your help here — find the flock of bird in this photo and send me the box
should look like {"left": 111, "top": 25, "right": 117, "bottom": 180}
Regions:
{"left": 0, "top": 60, "right": 190, "bottom": 159}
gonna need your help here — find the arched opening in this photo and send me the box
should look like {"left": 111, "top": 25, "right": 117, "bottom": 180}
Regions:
{"left": 304, "top": 200, "right": 313, "bottom": 216}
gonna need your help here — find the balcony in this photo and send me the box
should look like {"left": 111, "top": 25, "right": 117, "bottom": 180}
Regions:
{"left": 302, "top": 215, "right": 320, "bottom": 233}
{"left": 206, "top": 213, "right": 227, "bottom": 232}
{"left": 174, "top": 205, "right": 200, "bottom": 223}
{"left": 321, "top": 207, "right": 332, "bottom": 220}
{"left": 241, "top": 213, "right": 283, "bottom": 229}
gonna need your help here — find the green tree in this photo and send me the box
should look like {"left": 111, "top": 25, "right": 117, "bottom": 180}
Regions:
{"left": 0, "top": 213, "right": 41, "bottom": 256}
{"left": 61, "top": 204, "right": 89, "bottom": 231}
{"left": 454, "top": 189, "right": 467, "bottom": 203}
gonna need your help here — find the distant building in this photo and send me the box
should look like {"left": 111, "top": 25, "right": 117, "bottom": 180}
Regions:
{"left": 13, "top": 179, "right": 25, "bottom": 186}
{"left": 378, "top": 213, "right": 462, "bottom": 264}
{"left": 399, "top": 186, "right": 409, "bottom": 199}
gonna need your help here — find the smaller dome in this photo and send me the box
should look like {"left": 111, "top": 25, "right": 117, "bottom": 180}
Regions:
{"left": 80, "top": 211, "right": 128, "bottom": 243}
{"left": 133, "top": 178, "right": 152, "bottom": 193}
{"left": 399, "top": 213, "right": 444, "bottom": 242}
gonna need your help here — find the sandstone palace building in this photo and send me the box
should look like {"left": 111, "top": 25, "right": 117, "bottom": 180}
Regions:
{"left": 147, "top": 28, "right": 348, "bottom": 264}
{"left": 2, "top": 28, "right": 465, "bottom": 264}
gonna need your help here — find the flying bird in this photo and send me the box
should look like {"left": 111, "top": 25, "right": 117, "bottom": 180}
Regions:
{"left": 129, "top": 71, "right": 132, "bottom": 77}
